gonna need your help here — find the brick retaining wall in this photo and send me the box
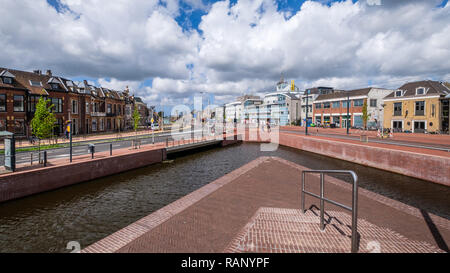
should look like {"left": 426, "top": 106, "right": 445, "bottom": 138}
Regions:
{"left": 277, "top": 133, "right": 450, "bottom": 186}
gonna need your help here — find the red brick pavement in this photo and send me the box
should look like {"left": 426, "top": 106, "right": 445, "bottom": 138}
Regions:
{"left": 281, "top": 125, "right": 450, "bottom": 147}
{"left": 82, "top": 156, "right": 450, "bottom": 253}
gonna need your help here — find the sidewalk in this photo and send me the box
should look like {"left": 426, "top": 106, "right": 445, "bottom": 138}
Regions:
{"left": 82, "top": 157, "right": 449, "bottom": 253}
{"left": 0, "top": 133, "right": 229, "bottom": 176}
{"left": 0, "top": 128, "right": 165, "bottom": 150}
{"left": 279, "top": 131, "right": 450, "bottom": 158}
{"left": 281, "top": 126, "right": 450, "bottom": 147}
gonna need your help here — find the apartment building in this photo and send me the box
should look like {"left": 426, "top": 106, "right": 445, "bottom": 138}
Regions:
{"left": 300, "top": 87, "right": 335, "bottom": 126}
{"left": 383, "top": 81, "right": 450, "bottom": 133}
{"left": 313, "top": 87, "right": 393, "bottom": 128}
{"left": 0, "top": 67, "right": 144, "bottom": 138}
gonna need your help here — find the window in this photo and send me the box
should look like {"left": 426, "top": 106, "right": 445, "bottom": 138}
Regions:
{"left": 86, "top": 102, "right": 90, "bottom": 114}
{"left": 415, "top": 101, "right": 425, "bottom": 116}
{"left": 353, "top": 99, "right": 364, "bottom": 107}
{"left": 0, "top": 94, "right": 6, "bottom": 112}
{"left": 14, "top": 119, "right": 25, "bottom": 135}
{"left": 51, "top": 83, "right": 59, "bottom": 89}
{"left": 342, "top": 101, "right": 349, "bottom": 108}
{"left": 29, "top": 80, "right": 42, "bottom": 87}
{"left": 107, "top": 104, "right": 112, "bottom": 114}
{"left": 392, "top": 121, "right": 403, "bottom": 132}
{"left": 13, "top": 95, "right": 24, "bottom": 112}
{"left": 394, "top": 102, "right": 402, "bottom": 116}
{"left": 370, "top": 99, "right": 377, "bottom": 107}
{"left": 27, "top": 96, "right": 39, "bottom": 112}
{"left": 323, "top": 102, "right": 330, "bottom": 108}
{"left": 92, "top": 119, "right": 97, "bottom": 131}
{"left": 314, "top": 103, "right": 322, "bottom": 109}
{"left": 2, "top": 77, "right": 12, "bottom": 84}
{"left": 416, "top": 88, "right": 425, "bottom": 95}
{"left": 100, "top": 119, "right": 104, "bottom": 131}
{"left": 51, "top": 98, "right": 63, "bottom": 113}
{"left": 0, "top": 119, "right": 6, "bottom": 131}
{"left": 332, "top": 101, "right": 340, "bottom": 108}
{"left": 72, "top": 100, "right": 78, "bottom": 114}
{"left": 395, "top": 90, "right": 403, "bottom": 97}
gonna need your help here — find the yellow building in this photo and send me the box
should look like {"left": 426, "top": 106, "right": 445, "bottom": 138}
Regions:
{"left": 383, "top": 80, "right": 450, "bottom": 133}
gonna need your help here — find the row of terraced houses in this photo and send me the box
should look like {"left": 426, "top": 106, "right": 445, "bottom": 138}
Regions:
{"left": 0, "top": 67, "right": 152, "bottom": 139}
{"left": 219, "top": 78, "right": 450, "bottom": 134}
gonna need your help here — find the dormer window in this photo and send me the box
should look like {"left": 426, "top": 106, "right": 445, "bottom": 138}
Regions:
{"left": 395, "top": 90, "right": 403, "bottom": 97}
{"left": 51, "top": 83, "right": 59, "bottom": 89}
{"left": 29, "top": 80, "right": 42, "bottom": 87}
{"left": 2, "top": 77, "right": 13, "bottom": 84}
{"left": 416, "top": 87, "right": 425, "bottom": 95}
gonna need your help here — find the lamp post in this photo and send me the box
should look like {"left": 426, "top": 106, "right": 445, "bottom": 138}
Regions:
{"left": 305, "top": 89, "right": 310, "bottom": 136}
{"left": 346, "top": 95, "right": 350, "bottom": 135}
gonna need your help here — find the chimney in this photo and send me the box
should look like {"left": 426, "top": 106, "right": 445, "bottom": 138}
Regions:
{"left": 33, "top": 70, "right": 42, "bottom": 75}
{"left": 83, "top": 80, "right": 89, "bottom": 87}
{"left": 46, "top": 70, "right": 52, "bottom": 77}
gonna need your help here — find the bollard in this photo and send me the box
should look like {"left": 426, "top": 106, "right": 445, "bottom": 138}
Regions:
{"left": 43, "top": 151, "right": 47, "bottom": 167}
{"left": 166, "top": 138, "right": 168, "bottom": 147}
{"left": 110, "top": 143, "right": 112, "bottom": 156}
{"left": 31, "top": 153, "right": 33, "bottom": 166}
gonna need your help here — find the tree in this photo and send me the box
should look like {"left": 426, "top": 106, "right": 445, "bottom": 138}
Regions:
{"left": 133, "top": 105, "right": 141, "bottom": 132}
{"left": 31, "top": 96, "right": 57, "bottom": 157}
{"left": 362, "top": 100, "right": 370, "bottom": 130}
{"left": 132, "top": 105, "right": 141, "bottom": 148}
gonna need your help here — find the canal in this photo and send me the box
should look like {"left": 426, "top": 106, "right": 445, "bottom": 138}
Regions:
{"left": 0, "top": 143, "right": 449, "bottom": 252}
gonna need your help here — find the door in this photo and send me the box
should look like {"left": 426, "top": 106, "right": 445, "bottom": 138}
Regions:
{"left": 392, "top": 121, "right": 403, "bottom": 132}
{"left": 414, "top": 121, "right": 426, "bottom": 133}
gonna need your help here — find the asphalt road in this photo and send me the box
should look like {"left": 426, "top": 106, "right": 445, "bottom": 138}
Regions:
{"left": 1, "top": 130, "right": 206, "bottom": 165}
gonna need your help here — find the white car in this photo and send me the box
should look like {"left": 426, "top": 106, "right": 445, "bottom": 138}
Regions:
{"left": 151, "top": 124, "right": 160, "bottom": 130}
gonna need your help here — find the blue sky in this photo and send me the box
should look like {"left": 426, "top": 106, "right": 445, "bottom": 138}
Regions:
{"left": 2, "top": 0, "right": 449, "bottom": 111}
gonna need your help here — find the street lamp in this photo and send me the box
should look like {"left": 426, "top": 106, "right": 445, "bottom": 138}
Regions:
{"left": 305, "top": 89, "right": 310, "bottom": 136}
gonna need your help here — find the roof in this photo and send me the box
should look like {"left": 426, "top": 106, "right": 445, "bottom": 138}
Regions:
{"left": 134, "top": 97, "right": 144, "bottom": 103}
{"left": 0, "top": 68, "right": 52, "bottom": 95}
{"left": 0, "top": 68, "right": 29, "bottom": 91}
{"left": 304, "top": 87, "right": 334, "bottom": 95}
{"left": 384, "top": 80, "right": 449, "bottom": 99}
{"left": 315, "top": 88, "right": 371, "bottom": 101}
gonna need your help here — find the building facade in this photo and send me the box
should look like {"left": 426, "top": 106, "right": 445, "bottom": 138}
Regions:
{"left": 0, "top": 67, "right": 144, "bottom": 138}
{"left": 313, "top": 87, "right": 393, "bottom": 129}
{"left": 383, "top": 81, "right": 450, "bottom": 133}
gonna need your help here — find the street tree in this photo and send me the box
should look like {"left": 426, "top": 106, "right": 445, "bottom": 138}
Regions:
{"left": 362, "top": 100, "right": 371, "bottom": 130}
{"left": 132, "top": 105, "right": 141, "bottom": 147}
{"left": 30, "top": 96, "right": 57, "bottom": 157}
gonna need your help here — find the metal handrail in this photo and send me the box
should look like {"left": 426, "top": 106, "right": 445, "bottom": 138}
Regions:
{"left": 301, "top": 170, "right": 359, "bottom": 253}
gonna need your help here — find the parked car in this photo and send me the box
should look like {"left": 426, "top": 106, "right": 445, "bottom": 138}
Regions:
{"left": 151, "top": 123, "right": 160, "bottom": 130}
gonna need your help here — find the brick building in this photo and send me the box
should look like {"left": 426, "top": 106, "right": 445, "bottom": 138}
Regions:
{"left": 313, "top": 87, "right": 393, "bottom": 129}
{"left": 0, "top": 67, "right": 133, "bottom": 138}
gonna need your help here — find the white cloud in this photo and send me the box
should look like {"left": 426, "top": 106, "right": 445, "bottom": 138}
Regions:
{"left": 0, "top": 0, "right": 449, "bottom": 107}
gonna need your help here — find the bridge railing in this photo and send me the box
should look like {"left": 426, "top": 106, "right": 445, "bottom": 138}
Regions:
{"left": 301, "top": 169, "right": 359, "bottom": 253}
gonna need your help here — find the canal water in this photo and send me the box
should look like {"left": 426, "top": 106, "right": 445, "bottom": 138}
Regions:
{"left": 0, "top": 143, "right": 449, "bottom": 253}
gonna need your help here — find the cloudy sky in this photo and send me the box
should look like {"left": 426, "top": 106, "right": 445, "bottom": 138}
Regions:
{"left": 1, "top": 0, "right": 449, "bottom": 109}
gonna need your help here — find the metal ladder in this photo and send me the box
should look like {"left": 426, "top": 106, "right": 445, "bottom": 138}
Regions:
{"left": 301, "top": 170, "right": 359, "bottom": 253}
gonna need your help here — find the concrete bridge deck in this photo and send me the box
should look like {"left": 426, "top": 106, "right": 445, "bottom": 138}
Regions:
{"left": 82, "top": 156, "right": 449, "bottom": 253}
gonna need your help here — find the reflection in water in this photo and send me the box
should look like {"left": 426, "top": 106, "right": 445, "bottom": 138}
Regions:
{"left": 0, "top": 143, "right": 448, "bottom": 252}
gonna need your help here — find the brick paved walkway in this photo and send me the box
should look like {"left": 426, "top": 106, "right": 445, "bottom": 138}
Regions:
{"left": 82, "top": 157, "right": 450, "bottom": 253}
{"left": 281, "top": 125, "right": 450, "bottom": 147}
{"left": 225, "top": 208, "right": 443, "bottom": 253}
